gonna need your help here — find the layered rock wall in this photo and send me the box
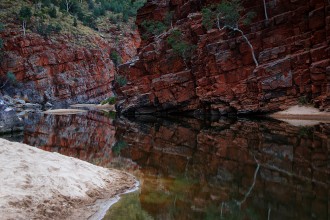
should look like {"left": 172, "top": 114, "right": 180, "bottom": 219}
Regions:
{"left": 0, "top": 30, "right": 117, "bottom": 106}
{"left": 118, "top": 0, "right": 330, "bottom": 115}
{"left": 0, "top": 21, "right": 141, "bottom": 107}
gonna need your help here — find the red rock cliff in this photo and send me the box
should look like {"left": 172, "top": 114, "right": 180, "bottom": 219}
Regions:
{"left": 0, "top": 26, "right": 140, "bottom": 107}
{"left": 117, "top": 0, "right": 330, "bottom": 115}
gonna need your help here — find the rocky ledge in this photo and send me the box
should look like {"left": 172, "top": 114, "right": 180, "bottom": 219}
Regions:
{"left": 0, "top": 93, "right": 49, "bottom": 134}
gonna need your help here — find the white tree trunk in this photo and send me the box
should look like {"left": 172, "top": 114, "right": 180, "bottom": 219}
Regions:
{"left": 233, "top": 28, "right": 259, "bottom": 67}
{"left": 0, "top": 79, "right": 9, "bottom": 89}
{"left": 66, "top": 0, "right": 70, "bottom": 12}
{"left": 263, "top": 0, "right": 269, "bottom": 20}
{"left": 22, "top": 20, "right": 26, "bottom": 37}
{"left": 182, "top": 52, "right": 189, "bottom": 70}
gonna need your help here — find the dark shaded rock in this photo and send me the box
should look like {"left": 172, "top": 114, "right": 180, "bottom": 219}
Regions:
{"left": 0, "top": 100, "right": 23, "bottom": 134}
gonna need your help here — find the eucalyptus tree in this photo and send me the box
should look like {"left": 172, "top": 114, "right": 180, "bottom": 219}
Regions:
{"left": 202, "top": 0, "right": 259, "bottom": 67}
{"left": 19, "top": 6, "right": 32, "bottom": 37}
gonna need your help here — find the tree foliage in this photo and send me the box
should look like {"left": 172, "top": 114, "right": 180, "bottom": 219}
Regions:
{"left": 48, "top": 6, "right": 57, "bottom": 18}
{"left": 167, "top": 30, "right": 196, "bottom": 68}
{"left": 19, "top": 6, "right": 32, "bottom": 21}
{"left": 19, "top": 6, "right": 32, "bottom": 36}
{"left": 101, "top": 96, "right": 116, "bottom": 105}
{"left": 0, "top": 72, "right": 17, "bottom": 89}
{"left": 110, "top": 51, "right": 122, "bottom": 67}
{"left": 202, "top": 0, "right": 256, "bottom": 30}
{"left": 141, "top": 20, "right": 167, "bottom": 38}
{"left": 202, "top": 0, "right": 259, "bottom": 67}
{"left": 115, "top": 75, "right": 127, "bottom": 87}
{"left": 36, "top": 23, "right": 62, "bottom": 38}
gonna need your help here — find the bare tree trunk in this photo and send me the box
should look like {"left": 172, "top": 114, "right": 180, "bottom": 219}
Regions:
{"left": 263, "top": 0, "right": 269, "bottom": 20}
{"left": 217, "top": 14, "right": 221, "bottom": 30}
{"left": 0, "top": 79, "right": 9, "bottom": 89}
{"left": 182, "top": 53, "right": 189, "bottom": 70}
{"left": 66, "top": 0, "right": 70, "bottom": 12}
{"left": 233, "top": 28, "right": 259, "bottom": 67}
{"left": 22, "top": 20, "right": 26, "bottom": 37}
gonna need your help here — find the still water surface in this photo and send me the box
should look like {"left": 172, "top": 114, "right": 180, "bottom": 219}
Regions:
{"left": 3, "top": 111, "right": 329, "bottom": 220}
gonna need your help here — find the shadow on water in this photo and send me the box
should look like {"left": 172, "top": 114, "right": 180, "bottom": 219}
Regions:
{"left": 1, "top": 111, "right": 329, "bottom": 220}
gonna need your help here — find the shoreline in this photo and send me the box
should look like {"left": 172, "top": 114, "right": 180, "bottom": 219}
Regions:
{"left": 88, "top": 179, "right": 140, "bottom": 220}
{"left": 269, "top": 105, "right": 330, "bottom": 126}
{"left": 0, "top": 138, "right": 137, "bottom": 220}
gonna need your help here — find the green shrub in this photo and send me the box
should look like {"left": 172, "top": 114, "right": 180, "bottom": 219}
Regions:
{"left": 36, "top": 23, "right": 62, "bottom": 38}
{"left": 93, "top": 7, "right": 106, "bottom": 17}
{"left": 19, "top": 6, "right": 32, "bottom": 20}
{"left": 122, "top": 11, "right": 129, "bottom": 22}
{"left": 48, "top": 7, "right": 57, "bottom": 18}
{"left": 167, "top": 30, "right": 196, "bottom": 61}
{"left": 141, "top": 20, "right": 167, "bottom": 36}
{"left": 110, "top": 51, "right": 122, "bottom": 67}
{"left": 298, "top": 96, "right": 310, "bottom": 105}
{"left": 0, "top": 72, "right": 17, "bottom": 87}
{"left": 88, "top": 0, "right": 95, "bottom": 10}
{"left": 115, "top": 75, "right": 127, "bottom": 86}
{"left": 82, "top": 15, "right": 98, "bottom": 30}
{"left": 201, "top": 8, "right": 214, "bottom": 30}
{"left": 101, "top": 96, "right": 116, "bottom": 105}
{"left": 112, "top": 141, "right": 128, "bottom": 155}
{"left": 6, "top": 72, "right": 16, "bottom": 84}
{"left": 103, "top": 111, "right": 116, "bottom": 119}
{"left": 42, "top": 0, "right": 52, "bottom": 7}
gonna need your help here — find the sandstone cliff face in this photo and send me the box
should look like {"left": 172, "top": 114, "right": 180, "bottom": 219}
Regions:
{"left": 0, "top": 27, "right": 139, "bottom": 107}
{"left": 118, "top": 0, "right": 330, "bottom": 115}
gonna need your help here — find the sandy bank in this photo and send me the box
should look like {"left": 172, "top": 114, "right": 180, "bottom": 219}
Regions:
{"left": 0, "top": 138, "right": 136, "bottom": 220}
{"left": 70, "top": 103, "right": 116, "bottom": 111}
{"left": 43, "top": 109, "right": 87, "bottom": 115}
{"left": 270, "top": 105, "right": 330, "bottom": 126}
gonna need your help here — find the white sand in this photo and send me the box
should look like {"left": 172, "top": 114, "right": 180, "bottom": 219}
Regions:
{"left": 0, "top": 138, "right": 136, "bottom": 220}
{"left": 70, "top": 103, "right": 116, "bottom": 111}
{"left": 270, "top": 105, "right": 330, "bottom": 126}
{"left": 275, "top": 105, "right": 328, "bottom": 115}
{"left": 43, "top": 109, "right": 87, "bottom": 115}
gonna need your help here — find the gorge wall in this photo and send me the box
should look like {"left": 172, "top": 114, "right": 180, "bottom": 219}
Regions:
{"left": 0, "top": 24, "right": 140, "bottom": 107}
{"left": 117, "top": 0, "right": 330, "bottom": 115}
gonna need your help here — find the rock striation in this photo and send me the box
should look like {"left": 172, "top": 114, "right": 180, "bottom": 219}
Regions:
{"left": 117, "top": 0, "right": 330, "bottom": 115}
{"left": 0, "top": 26, "right": 139, "bottom": 107}
{"left": 0, "top": 31, "right": 113, "bottom": 106}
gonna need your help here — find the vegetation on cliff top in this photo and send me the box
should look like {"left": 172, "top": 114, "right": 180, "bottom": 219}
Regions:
{"left": 0, "top": 0, "right": 146, "bottom": 48}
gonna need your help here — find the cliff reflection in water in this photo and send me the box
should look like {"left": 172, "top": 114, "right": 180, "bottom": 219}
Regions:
{"left": 21, "top": 112, "right": 329, "bottom": 220}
